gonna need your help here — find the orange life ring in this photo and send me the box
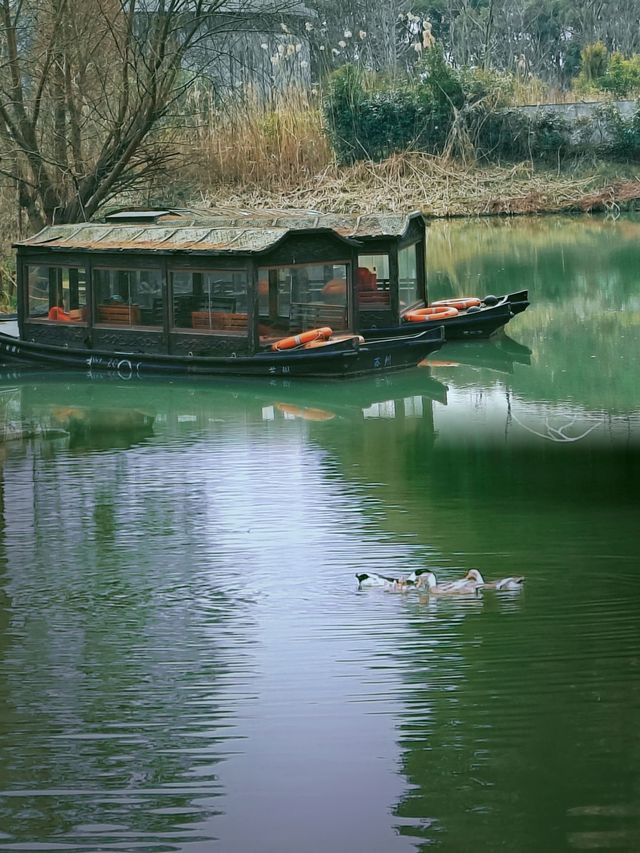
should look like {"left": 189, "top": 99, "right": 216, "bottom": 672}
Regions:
{"left": 431, "top": 297, "right": 481, "bottom": 310}
{"left": 404, "top": 306, "right": 459, "bottom": 322}
{"left": 322, "top": 278, "right": 346, "bottom": 297}
{"left": 304, "top": 333, "right": 364, "bottom": 349}
{"left": 48, "top": 306, "right": 72, "bottom": 321}
{"left": 271, "top": 327, "right": 333, "bottom": 351}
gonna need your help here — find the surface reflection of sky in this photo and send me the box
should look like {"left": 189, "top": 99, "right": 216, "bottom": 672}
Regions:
{"left": 432, "top": 385, "right": 640, "bottom": 446}
{"left": 0, "top": 425, "right": 439, "bottom": 852}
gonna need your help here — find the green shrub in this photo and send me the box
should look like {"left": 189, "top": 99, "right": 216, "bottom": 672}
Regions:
{"left": 323, "top": 60, "right": 452, "bottom": 162}
{"left": 574, "top": 43, "right": 640, "bottom": 98}
{"left": 458, "top": 67, "right": 514, "bottom": 107}
{"left": 594, "top": 101, "right": 640, "bottom": 159}
{"left": 323, "top": 64, "right": 368, "bottom": 163}
{"left": 472, "top": 109, "right": 570, "bottom": 163}
{"left": 418, "top": 44, "right": 465, "bottom": 112}
{"left": 600, "top": 52, "right": 640, "bottom": 98}
{"left": 530, "top": 113, "right": 572, "bottom": 158}
{"left": 323, "top": 55, "right": 571, "bottom": 165}
{"left": 578, "top": 41, "right": 609, "bottom": 84}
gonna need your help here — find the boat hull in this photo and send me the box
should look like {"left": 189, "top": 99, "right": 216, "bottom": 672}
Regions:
{"left": 363, "top": 291, "right": 529, "bottom": 341}
{"left": 0, "top": 327, "right": 445, "bottom": 379}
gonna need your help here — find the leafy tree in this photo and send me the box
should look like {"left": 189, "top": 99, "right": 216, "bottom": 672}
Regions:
{"left": 580, "top": 41, "right": 609, "bottom": 83}
{"left": 600, "top": 52, "right": 640, "bottom": 97}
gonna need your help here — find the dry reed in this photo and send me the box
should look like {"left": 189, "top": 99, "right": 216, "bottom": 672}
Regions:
{"left": 178, "top": 87, "right": 331, "bottom": 191}
{"left": 176, "top": 87, "right": 638, "bottom": 217}
{"left": 194, "top": 150, "right": 624, "bottom": 217}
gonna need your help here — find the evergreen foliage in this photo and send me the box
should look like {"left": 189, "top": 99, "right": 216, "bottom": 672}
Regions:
{"left": 593, "top": 102, "right": 640, "bottom": 160}
{"left": 323, "top": 51, "right": 572, "bottom": 165}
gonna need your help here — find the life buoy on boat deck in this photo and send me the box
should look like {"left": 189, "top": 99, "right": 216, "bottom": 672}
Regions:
{"left": 404, "top": 306, "right": 459, "bottom": 322}
{"left": 431, "top": 297, "right": 482, "bottom": 310}
{"left": 48, "top": 306, "right": 72, "bottom": 321}
{"left": 303, "top": 334, "right": 364, "bottom": 349}
{"left": 271, "top": 327, "right": 333, "bottom": 351}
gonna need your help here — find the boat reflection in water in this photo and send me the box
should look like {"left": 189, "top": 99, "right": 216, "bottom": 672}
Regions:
{"left": 2, "top": 325, "right": 636, "bottom": 451}
{"left": 420, "top": 333, "right": 532, "bottom": 374}
{"left": 0, "top": 364, "right": 449, "bottom": 453}
{"left": 0, "top": 380, "right": 155, "bottom": 450}
{"left": 50, "top": 404, "right": 155, "bottom": 449}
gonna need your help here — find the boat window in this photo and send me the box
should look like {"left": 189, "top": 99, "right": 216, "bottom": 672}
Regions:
{"left": 27, "top": 265, "right": 87, "bottom": 322}
{"left": 257, "top": 262, "right": 349, "bottom": 340}
{"left": 398, "top": 244, "right": 420, "bottom": 309}
{"left": 94, "top": 268, "right": 163, "bottom": 327}
{"left": 171, "top": 270, "right": 248, "bottom": 334}
{"left": 357, "top": 254, "right": 390, "bottom": 310}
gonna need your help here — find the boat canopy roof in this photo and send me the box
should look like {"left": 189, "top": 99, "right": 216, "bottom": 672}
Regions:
{"left": 103, "top": 207, "right": 425, "bottom": 239}
{"left": 15, "top": 224, "right": 297, "bottom": 254}
{"left": 14, "top": 209, "right": 424, "bottom": 254}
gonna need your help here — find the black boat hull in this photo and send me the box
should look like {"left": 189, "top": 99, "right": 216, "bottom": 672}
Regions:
{"left": 363, "top": 291, "right": 529, "bottom": 341}
{"left": 0, "top": 327, "right": 445, "bottom": 379}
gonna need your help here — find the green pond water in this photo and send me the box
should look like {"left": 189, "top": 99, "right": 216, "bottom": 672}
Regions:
{"left": 0, "top": 214, "right": 639, "bottom": 852}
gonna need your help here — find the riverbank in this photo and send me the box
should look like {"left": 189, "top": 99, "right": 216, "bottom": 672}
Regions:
{"left": 195, "top": 153, "right": 640, "bottom": 218}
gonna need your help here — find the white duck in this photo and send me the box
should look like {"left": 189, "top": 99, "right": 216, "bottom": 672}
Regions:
{"left": 355, "top": 571, "right": 415, "bottom": 591}
{"left": 463, "top": 569, "right": 525, "bottom": 590}
{"left": 408, "top": 570, "right": 481, "bottom": 595}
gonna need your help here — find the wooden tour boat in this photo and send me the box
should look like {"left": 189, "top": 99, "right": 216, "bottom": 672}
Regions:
{"left": 0, "top": 207, "right": 527, "bottom": 378}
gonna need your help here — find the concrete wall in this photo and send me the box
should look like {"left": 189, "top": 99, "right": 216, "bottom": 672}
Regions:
{"left": 514, "top": 99, "right": 638, "bottom": 143}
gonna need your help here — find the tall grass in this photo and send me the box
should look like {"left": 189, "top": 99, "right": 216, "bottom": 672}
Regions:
{"left": 476, "top": 71, "right": 625, "bottom": 107}
{"left": 178, "top": 87, "right": 332, "bottom": 192}
{"left": 173, "top": 75, "right": 624, "bottom": 205}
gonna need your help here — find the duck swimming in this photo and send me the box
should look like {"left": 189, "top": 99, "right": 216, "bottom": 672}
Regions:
{"left": 463, "top": 569, "right": 525, "bottom": 590}
{"left": 355, "top": 572, "right": 415, "bottom": 591}
{"left": 409, "top": 570, "right": 481, "bottom": 595}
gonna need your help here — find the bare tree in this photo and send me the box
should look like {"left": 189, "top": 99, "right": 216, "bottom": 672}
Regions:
{"left": 0, "top": 0, "right": 290, "bottom": 229}
{"left": 413, "top": 0, "right": 640, "bottom": 84}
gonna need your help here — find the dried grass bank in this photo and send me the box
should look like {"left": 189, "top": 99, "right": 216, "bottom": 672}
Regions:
{"left": 173, "top": 90, "right": 640, "bottom": 217}
{"left": 188, "top": 149, "right": 640, "bottom": 217}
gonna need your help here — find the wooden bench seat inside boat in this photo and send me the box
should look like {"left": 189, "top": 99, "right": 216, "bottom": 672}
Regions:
{"left": 290, "top": 302, "right": 347, "bottom": 331}
{"left": 191, "top": 311, "right": 248, "bottom": 332}
{"left": 97, "top": 304, "right": 141, "bottom": 325}
{"left": 358, "top": 291, "right": 390, "bottom": 305}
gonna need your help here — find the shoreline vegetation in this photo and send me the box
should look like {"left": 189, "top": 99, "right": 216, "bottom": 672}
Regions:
{"left": 184, "top": 100, "right": 640, "bottom": 224}
{"left": 2, "top": 2, "right": 640, "bottom": 243}
{"left": 195, "top": 152, "right": 640, "bottom": 217}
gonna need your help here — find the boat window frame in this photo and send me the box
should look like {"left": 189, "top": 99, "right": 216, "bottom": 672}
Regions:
{"left": 356, "top": 252, "right": 392, "bottom": 311}
{"left": 169, "top": 267, "right": 251, "bottom": 336}
{"left": 397, "top": 240, "right": 424, "bottom": 311}
{"left": 256, "top": 258, "right": 353, "bottom": 329}
{"left": 24, "top": 261, "right": 89, "bottom": 325}
{"left": 92, "top": 264, "right": 165, "bottom": 331}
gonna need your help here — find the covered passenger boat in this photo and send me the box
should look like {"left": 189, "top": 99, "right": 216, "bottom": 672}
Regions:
{"left": 163, "top": 208, "right": 530, "bottom": 340}
{"left": 0, "top": 210, "right": 445, "bottom": 379}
